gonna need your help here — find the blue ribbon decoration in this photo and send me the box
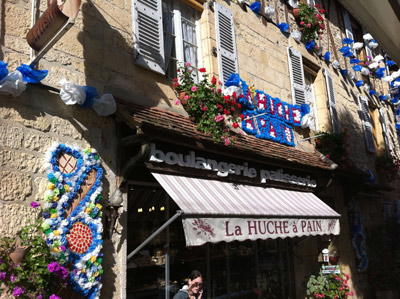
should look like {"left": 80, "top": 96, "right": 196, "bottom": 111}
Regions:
{"left": 0, "top": 61, "right": 8, "bottom": 81}
{"left": 277, "top": 22, "right": 289, "bottom": 33}
{"left": 16, "top": 64, "right": 48, "bottom": 83}
{"left": 323, "top": 51, "right": 330, "bottom": 62}
{"left": 342, "top": 38, "right": 354, "bottom": 44}
{"left": 249, "top": 1, "right": 261, "bottom": 13}
{"left": 81, "top": 86, "right": 98, "bottom": 108}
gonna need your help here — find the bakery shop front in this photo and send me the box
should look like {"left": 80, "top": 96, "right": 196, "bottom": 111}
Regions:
{"left": 123, "top": 140, "right": 340, "bottom": 299}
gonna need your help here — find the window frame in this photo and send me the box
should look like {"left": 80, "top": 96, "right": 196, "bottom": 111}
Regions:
{"left": 165, "top": 0, "right": 203, "bottom": 80}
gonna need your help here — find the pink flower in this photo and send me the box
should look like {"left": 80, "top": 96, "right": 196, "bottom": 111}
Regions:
{"left": 191, "top": 86, "right": 197, "bottom": 92}
{"left": 300, "top": 21, "right": 305, "bottom": 25}
{"left": 185, "top": 62, "right": 191, "bottom": 67}
{"left": 326, "top": 154, "right": 330, "bottom": 159}
{"left": 184, "top": 95, "right": 190, "bottom": 100}
{"left": 224, "top": 138, "right": 231, "bottom": 146}
{"left": 174, "top": 99, "right": 181, "bottom": 105}
{"left": 307, "top": 23, "right": 311, "bottom": 28}
{"left": 215, "top": 114, "right": 224, "bottom": 122}
{"left": 201, "top": 106, "right": 208, "bottom": 111}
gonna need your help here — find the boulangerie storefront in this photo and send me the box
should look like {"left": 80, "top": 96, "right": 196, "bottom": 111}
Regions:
{"left": 124, "top": 140, "right": 341, "bottom": 299}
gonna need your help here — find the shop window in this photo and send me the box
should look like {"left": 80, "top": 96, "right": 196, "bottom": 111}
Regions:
{"left": 127, "top": 186, "right": 295, "bottom": 299}
{"left": 133, "top": 0, "right": 202, "bottom": 78}
{"left": 214, "top": 3, "right": 238, "bottom": 84}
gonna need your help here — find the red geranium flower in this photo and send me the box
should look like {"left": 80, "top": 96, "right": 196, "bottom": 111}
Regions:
{"left": 232, "top": 122, "right": 239, "bottom": 128}
{"left": 199, "top": 68, "right": 206, "bottom": 73}
{"left": 211, "top": 76, "right": 217, "bottom": 84}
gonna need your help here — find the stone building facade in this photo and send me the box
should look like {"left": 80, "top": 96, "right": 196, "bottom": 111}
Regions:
{"left": 1, "top": 0, "right": 399, "bottom": 298}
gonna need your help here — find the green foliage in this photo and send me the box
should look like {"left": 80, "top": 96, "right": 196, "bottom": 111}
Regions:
{"left": 0, "top": 215, "right": 63, "bottom": 298}
{"left": 173, "top": 64, "right": 239, "bottom": 145}
{"left": 315, "top": 129, "right": 355, "bottom": 169}
{"left": 298, "top": 3, "right": 326, "bottom": 43}
{"left": 306, "top": 272, "right": 353, "bottom": 299}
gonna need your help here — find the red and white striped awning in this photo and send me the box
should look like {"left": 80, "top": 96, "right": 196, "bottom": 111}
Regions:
{"left": 152, "top": 173, "right": 341, "bottom": 246}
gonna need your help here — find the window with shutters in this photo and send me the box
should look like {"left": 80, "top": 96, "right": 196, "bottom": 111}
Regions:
{"left": 215, "top": 3, "right": 238, "bottom": 85}
{"left": 133, "top": 0, "right": 202, "bottom": 78}
{"left": 288, "top": 48, "right": 319, "bottom": 131}
{"left": 358, "top": 95, "right": 376, "bottom": 153}
{"left": 163, "top": 0, "right": 202, "bottom": 80}
{"left": 324, "top": 69, "right": 340, "bottom": 134}
{"left": 379, "top": 108, "right": 392, "bottom": 157}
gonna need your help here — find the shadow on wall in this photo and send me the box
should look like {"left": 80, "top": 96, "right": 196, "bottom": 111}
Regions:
{"left": 77, "top": 0, "right": 173, "bottom": 108}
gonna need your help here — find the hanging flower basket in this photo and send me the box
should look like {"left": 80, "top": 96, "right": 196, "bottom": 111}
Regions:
{"left": 292, "top": 7, "right": 300, "bottom": 18}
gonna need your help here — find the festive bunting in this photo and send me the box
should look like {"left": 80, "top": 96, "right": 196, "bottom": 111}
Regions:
{"left": 342, "top": 38, "right": 354, "bottom": 44}
{"left": 16, "top": 64, "right": 48, "bottom": 83}
{"left": 324, "top": 51, "right": 330, "bottom": 61}
{"left": 277, "top": 22, "right": 289, "bottom": 33}
{"left": 249, "top": 1, "right": 261, "bottom": 13}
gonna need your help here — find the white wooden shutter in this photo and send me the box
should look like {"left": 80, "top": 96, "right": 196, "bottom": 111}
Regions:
{"left": 358, "top": 95, "right": 376, "bottom": 152}
{"left": 379, "top": 107, "right": 392, "bottom": 156}
{"left": 342, "top": 9, "right": 354, "bottom": 41}
{"left": 324, "top": 69, "right": 340, "bottom": 133}
{"left": 215, "top": 3, "right": 238, "bottom": 85}
{"left": 288, "top": 48, "right": 306, "bottom": 105}
{"left": 133, "top": 0, "right": 165, "bottom": 74}
{"left": 362, "top": 28, "right": 374, "bottom": 59}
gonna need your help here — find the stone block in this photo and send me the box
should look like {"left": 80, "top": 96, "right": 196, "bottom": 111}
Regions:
{"left": 53, "top": 27, "right": 85, "bottom": 59}
{"left": 0, "top": 171, "right": 32, "bottom": 201}
{"left": 0, "top": 122, "right": 24, "bottom": 149}
{"left": 104, "top": 47, "right": 133, "bottom": 77}
{"left": 33, "top": 177, "right": 48, "bottom": 202}
{"left": 83, "top": 34, "right": 105, "bottom": 65}
{"left": 0, "top": 203, "right": 39, "bottom": 237}
{"left": 40, "top": 64, "right": 85, "bottom": 87}
{"left": 4, "top": 4, "right": 30, "bottom": 37}
{"left": 23, "top": 131, "right": 54, "bottom": 153}
{"left": 2, "top": 51, "right": 30, "bottom": 70}
{"left": 50, "top": 116, "right": 83, "bottom": 140}
{"left": 43, "top": 48, "right": 73, "bottom": 65}
{"left": 0, "top": 148, "right": 42, "bottom": 174}
{"left": 0, "top": 105, "right": 51, "bottom": 132}
{"left": 104, "top": 27, "right": 133, "bottom": 53}
{"left": 3, "top": 34, "right": 30, "bottom": 54}
{"left": 90, "top": 0, "right": 131, "bottom": 32}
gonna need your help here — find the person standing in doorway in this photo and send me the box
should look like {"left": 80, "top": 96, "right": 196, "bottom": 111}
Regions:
{"left": 173, "top": 270, "right": 203, "bottom": 299}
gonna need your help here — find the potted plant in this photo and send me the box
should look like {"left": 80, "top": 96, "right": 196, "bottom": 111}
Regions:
{"left": 172, "top": 63, "right": 240, "bottom": 146}
{"left": 306, "top": 272, "right": 354, "bottom": 298}
{"left": 297, "top": 3, "right": 326, "bottom": 49}
{"left": 315, "top": 129, "right": 355, "bottom": 169}
{"left": 0, "top": 202, "right": 68, "bottom": 299}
